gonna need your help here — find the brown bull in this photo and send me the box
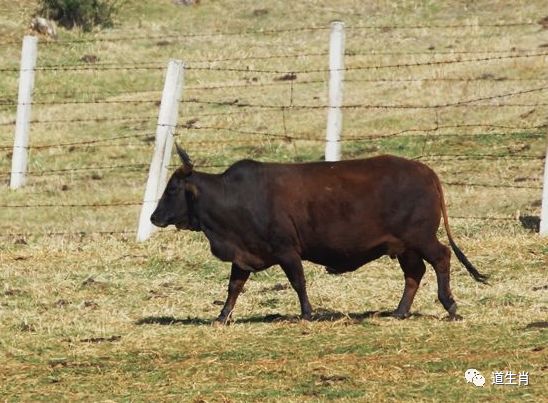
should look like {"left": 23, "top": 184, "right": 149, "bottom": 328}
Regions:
{"left": 151, "top": 145, "right": 488, "bottom": 323}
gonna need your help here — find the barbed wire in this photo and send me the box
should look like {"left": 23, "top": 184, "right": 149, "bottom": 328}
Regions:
{"left": 2, "top": 84, "right": 545, "bottom": 109}
{"left": 0, "top": 173, "right": 541, "bottom": 204}
{"left": 2, "top": 152, "right": 542, "bottom": 174}
{"left": 184, "top": 52, "right": 548, "bottom": 74}
{"left": 6, "top": 47, "right": 545, "bottom": 73}
{"left": 5, "top": 51, "right": 329, "bottom": 71}
{"left": 1, "top": 22, "right": 543, "bottom": 237}
{"left": 0, "top": 121, "right": 543, "bottom": 152}
{"left": 0, "top": 98, "right": 161, "bottom": 106}
{"left": 344, "top": 77, "right": 548, "bottom": 83}
{"left": 0, "top": 211, "right": 526, "bottom": 239}
{"left": 348, "top": 22, "right": 539, "bottom": 30}
{"left": 0, "top": 116, "right": 156, "bottom": 127}
{"left": 175, "top": 122, "right": 546, "bottom": 142}
{"left": 3, "top": 163, "right": 149, "bottom": 176}
{"left": 343, "top": 124, "right": 547, "bottom": 141}
{"left": 0, "top": 111, "right": 251, "bottom": 127}
{"left": 417, "top": 154, "right": 545, "bottom": 161}
{"left": 1, "top": 51, "right": 545, "bottom": 74}
{"left": 0, "top": 176, "right": 541, "bottom": 210}
{"left": 449, "top": 216, "right": 518, "bottom": 221}
{"left": 0, "top": 201, "right": 141, "bottom": 208}
{"left": 176, "top": 85, "right": 548, "bottom": 110}
{"left": 3, "top": 150, "right": 543, "bottom": 178}
{"left": 0, "top": 64, "right": 165, "bottom": 73}
{"left": 18, "top": 75, "right": 548, "bottom": 103}
{"left": 0, "top": 133, "right": 153, "bottom": 151}
{"left": 7, "top": 77, "right": 541, "bottom": 108}
{"left": 346, "top": 49, "right": 541, "bottom": 56}
{"left": 0, "top": 230, "right": 137, "bottom": 238}
{"left": 444, "top": 181, "right": 542, "bottom": 189}
{"left": 0, "top": 214, "right": 522, "bottom": 241}
{"left": 33, "top": 88, "right": 161, "bottom": 98}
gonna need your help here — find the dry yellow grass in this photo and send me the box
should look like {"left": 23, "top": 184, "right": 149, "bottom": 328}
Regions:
{"left": 0, "top": 0, "right": 547, "bottom": 401}
{"left": 0, "top": 232, "right": 546, "bottom": 401}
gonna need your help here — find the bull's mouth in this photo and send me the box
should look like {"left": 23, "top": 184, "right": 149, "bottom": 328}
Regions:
{"left": 175, "top": 221, "right": 188, "bottom": 230}
{"left": 151, "top": 220, "right": 168, "bottom": 228}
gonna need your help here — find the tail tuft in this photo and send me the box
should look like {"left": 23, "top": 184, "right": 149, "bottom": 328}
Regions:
{"left": 449, "top": 239, "right": 489, "bottom": 284}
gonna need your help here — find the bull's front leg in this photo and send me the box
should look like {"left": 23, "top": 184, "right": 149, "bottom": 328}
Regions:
{"left": 216, "top": 263, "right": 250, "bottom": 325}
{"left": 279, "top": 254, "right": 313, "bottom": 321}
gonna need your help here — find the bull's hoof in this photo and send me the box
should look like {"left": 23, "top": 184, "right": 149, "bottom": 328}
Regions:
{"left": 301, "top": 313, "right": 312, "bottom": 322}
{"left": 446, "top": 313, "right": 463, "bottom": 321}
{"left": 392, "top": 311, "right": 411, "bottom": 320}
{"left": 447, "top": 302, "right": 458, "bottom": 316}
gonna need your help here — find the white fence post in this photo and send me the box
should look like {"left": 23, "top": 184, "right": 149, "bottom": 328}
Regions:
{"left": 10, "top": 35, "right": 38, "bottom": 189}
{"left": 137, "top": 59, "right": 184, "bottom": 242}
{"left": 540, "top": 144, "right": 548, "bottom": 236}
{"left": 325, "top": 21, "right": 345, "bottom": 162}
{"left": 158, "top": 69, "right": 184, "bottom": 196}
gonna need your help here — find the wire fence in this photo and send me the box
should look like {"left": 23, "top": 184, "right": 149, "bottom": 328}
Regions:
{"left": 0, "top": 123, "right": 545, "bottom": 153}
{"left": 1, "top": 50, "right": 547, "bottom": 74}
{"left": 0, "top": 20, "right": 546, "bottom": 238}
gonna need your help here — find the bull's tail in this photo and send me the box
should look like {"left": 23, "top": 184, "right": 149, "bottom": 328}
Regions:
{"left": 447, "top": 238, "right": 489, "bottom": 284}
{"left": 435, "top": 177, "right": 489, "bottom": 284}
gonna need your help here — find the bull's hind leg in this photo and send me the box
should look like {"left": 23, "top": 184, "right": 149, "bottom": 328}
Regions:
{"left": 419, "top": 240, "right": 459, "bottom": 320}
{"left": 279, "top": 254, "right": 313, "bottom": 321}
{"left": 216, "top": 263, "right": 250, "bottom": 324}
{"left": 394, "top": 250, "right": 426, "bottom": 319}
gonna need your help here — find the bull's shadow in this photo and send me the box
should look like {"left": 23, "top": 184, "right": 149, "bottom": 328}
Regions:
{"left": 135, "top": 309, "right": 437, "bottom": 326}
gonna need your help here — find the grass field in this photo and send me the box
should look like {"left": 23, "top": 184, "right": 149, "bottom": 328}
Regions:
{"left": 0, "top": 0, "right": 547, "bottom": 401}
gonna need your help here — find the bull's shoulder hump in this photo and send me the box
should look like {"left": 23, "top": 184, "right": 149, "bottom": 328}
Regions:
{"left": 224, "top": 159, "right": 262, "bottom": 172}
{"left": 221, "top": 159, "right": 264, "bottom": 182}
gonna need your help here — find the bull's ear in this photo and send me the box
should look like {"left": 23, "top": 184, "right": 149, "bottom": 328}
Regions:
{"left": 175, "top": 143, "right": 193, "bottom": 174}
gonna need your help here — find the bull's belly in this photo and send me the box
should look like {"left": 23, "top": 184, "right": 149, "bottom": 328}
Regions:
{"left": 208, "top": 236, "right": 276, "bottom": 271}
{"left": 303, "top": 243, "right": 390, "bottom": 273}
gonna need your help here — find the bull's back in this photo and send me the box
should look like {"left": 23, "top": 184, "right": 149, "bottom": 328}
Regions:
{"left": 260, "top": 156, "right": 442, "bottom": 265}
{"left": 264, "top": 155, "right": 439, "bottom": 215}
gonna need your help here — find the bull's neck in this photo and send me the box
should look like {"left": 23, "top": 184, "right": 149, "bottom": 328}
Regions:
{"left": 188, "top": 170, "right": 227, "bottom": 235}
{"left": 190, "top": 171, "right": 224, "bottom": 197}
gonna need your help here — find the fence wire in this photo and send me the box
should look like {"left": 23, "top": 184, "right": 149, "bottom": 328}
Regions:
{"left": 1, "top": 21, "right": 545, "bottom": 236}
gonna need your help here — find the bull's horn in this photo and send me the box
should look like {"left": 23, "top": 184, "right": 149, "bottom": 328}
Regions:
{"left": 175, "top": 143, "right": 193, "bottom": 171}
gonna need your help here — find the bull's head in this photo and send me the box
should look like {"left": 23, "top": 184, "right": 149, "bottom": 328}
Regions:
{"left": 150, "top": 144, "right": 198, "bottom": 230}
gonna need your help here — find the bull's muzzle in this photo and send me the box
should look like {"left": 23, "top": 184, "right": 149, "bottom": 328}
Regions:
{"left": 150, "top": 211, "right": 168, "bottom": 228}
